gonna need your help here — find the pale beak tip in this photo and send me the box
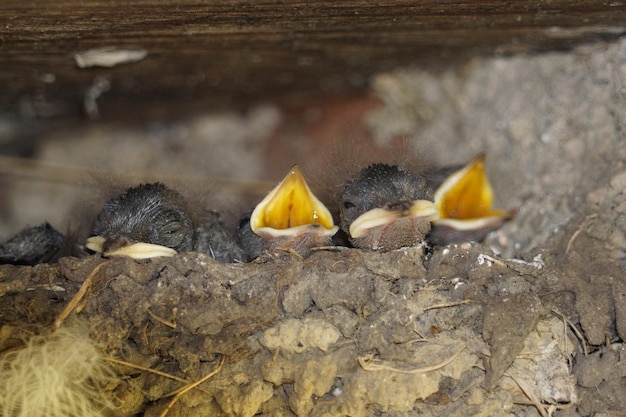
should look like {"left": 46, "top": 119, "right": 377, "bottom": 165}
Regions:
{"left": 85, "top": 235, "right": 106, "bottom": 253}
{"left": 86, "top": 236, "right": 177, "bottom": 259}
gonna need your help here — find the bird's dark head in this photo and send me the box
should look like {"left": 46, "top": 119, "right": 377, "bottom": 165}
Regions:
{"left": 0, "top": 222, "right": 65, "bottom": 265}
{"left": 339, "top": 164, "right": 439, "bottom": 250}
{"left": 87, "top": 183, "right": 194, "bottom": 258}
{"left": 339, "top": 163, "right": 437, "bottom": 233}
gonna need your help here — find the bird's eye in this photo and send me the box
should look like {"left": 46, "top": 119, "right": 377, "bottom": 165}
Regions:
{"left": 162, "top": 223, "right": 182, "bottom": 235}
{"left": 343, "top": 201, "right": 356, "bottom": 210}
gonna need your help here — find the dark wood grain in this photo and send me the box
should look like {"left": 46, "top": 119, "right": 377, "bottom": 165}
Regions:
{"left": 1, "top": 1, "right": 624, "bottom": 122}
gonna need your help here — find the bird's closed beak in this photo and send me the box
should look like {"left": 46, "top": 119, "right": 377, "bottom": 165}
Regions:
{"left": 250, "top": 165, "right": 339, "bottom": 238}
{"left": 349, "top": 200, "right": 439, "bottom": 239}
{"left": 433, "top": 154, "right": 512, "bottom": 230}
{"left": 86, "top": 235, "right": 177, "bottom": 259}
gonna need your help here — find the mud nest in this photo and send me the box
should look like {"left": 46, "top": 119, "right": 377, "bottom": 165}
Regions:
{"left": 1, "top": 220, "right": 625, "bottom": 416}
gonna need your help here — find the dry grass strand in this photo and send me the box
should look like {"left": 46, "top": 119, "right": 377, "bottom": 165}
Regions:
{"left": 0, "top": 322, "right": 118, "bottom": 417}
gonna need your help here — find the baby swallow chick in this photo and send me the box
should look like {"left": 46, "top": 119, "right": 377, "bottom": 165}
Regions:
{"left": 340, "top": 155, "right": 512, "bottom": 250}
{"left": 339, "top": 163, "right": 439, "bottom": 251}
{"left": 86, "top": 183, "right": 193, "bottom": 259}
{"left": 194, "top": 210, "right": 246, "bottom": 263}
{"left": 86, "top": 182, "right": 243, "bottom": 262}
{"left": 238, "top": 165, "right": 338, "bottom": 260}
{"left": 0, "top": 222, "right": 65, "bottom": 265}
{"left": 428, "top": 154, "right": 513, "bottom": 245}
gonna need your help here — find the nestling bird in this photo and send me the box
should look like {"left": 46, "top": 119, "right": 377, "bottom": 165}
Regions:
{"left": 339, "top": 154, "right": 512, "bottom": 250}
{"left": 194, "top": 209, "right": 245, "bottom": 263}
{"left": 0, "top": 222, "right": 65, "bottom": 265}
{"left": 86, "top": 182, "right": 244, "bottom": 262}
{"left": 238, "top": 165, "right": 338, "bottom": 260}
{"left": 339, "top": 163, "right": 439, "bottom": 251}
{"left": 428, "top": 154, "right": 513, "bottom": 245}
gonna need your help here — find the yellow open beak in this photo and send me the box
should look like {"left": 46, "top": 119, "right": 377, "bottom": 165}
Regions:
{"left": 433, "top": 154, "right": 511, "bottom": 231}
{"left": 349, "top": 200, "right": 439, "bottom": 239}
{"left": 250, "top": 165, "right": 339, "bottom": 238}
{"left": 86, "top": 235, "right": 177, "bottom": 259}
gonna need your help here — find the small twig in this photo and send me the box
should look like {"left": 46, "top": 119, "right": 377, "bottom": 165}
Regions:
{"left": 104, "top": 357, "right": 213, "bottom": 396}
{"left": 560, "top": 311, "right": 569, "bottom": 357}
{"left": 411, "top": 326, "right": 428, "bottom": 340}
{"left": 52, "top": 261, "right": 110, "bottom": 331}
{"left": 140, "top": 322, "right": 150, "bottom": 348}
{"left": 504, "top": 367, "right": 549, "bottom": 417}
{"left": 75, "top": 264, "right": 111, "bottom": 313}
{"left": 159, "top": 355, "right": 225, "bottom": 417}
{"left": 329, "top": 339, "right": 358, "bottom": 349}
{"left": 423, "top": 299, "right": 475, "bottom": 312}
{"left": 450, "top": 379, "right": 479, "bottom": 402}
{"left": 26, "top": 283, "right": 66, "bottom": 292}
{"left": 310, "top": 245, "right": 349, "bottom": 252}
{"left": 477, "top": 253, "right": 507, "bottom": 268}
{"left": 105, "top": 357, "right": 189, "bottom": 385}
{"left": 513, "top": 354, "right": 539, "bottom": 365}
{"left": 551, "top": 309, "right": 587, "bottom": 356}
{"left": 512, "top": 400, "right": 575, "bottom": 411}
{"left": 566, "top": 213, "right": 598, "bottom": 254}
{"left": 148, "top": 308, "right": 177, "bottom": 329}
{"left": 358, "top": 344, "right": 466, "bottom": 374}
{"left": 0, "top": 326, "right": 39, "bottom": 355}
{"left": 283, "top": 247, "right": 305, "bottom": 260}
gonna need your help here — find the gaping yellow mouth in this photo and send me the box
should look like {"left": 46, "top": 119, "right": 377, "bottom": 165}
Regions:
{"left": 434, "top": 154, "right": 511, "bottom": 230}
{"left": 347, "top": 155, "right": 512, "bottom": 241}
{"left": 86, "top": 235, "right": 177, "bottom": 259}
{"left": 250, "top": 165, "right": 338, "bottom": 238}
{"left": 349, "top": 200, "right": 439, "bottom": 239}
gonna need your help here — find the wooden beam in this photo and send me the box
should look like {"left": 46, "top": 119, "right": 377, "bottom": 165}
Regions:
{"left": 1, "top": 1, "right": 624, "bottom": 122}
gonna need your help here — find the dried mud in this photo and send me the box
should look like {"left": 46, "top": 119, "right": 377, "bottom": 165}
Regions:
{"left": 1, "top": 228, "right": 624, "bottom": 416}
